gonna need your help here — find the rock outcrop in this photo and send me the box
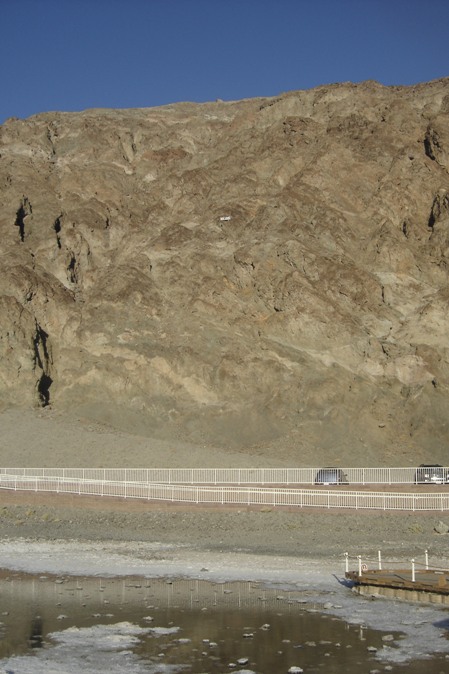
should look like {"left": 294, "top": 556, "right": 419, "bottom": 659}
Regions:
{"left": 1, "top": 78, "right": 449, "bottom": 463}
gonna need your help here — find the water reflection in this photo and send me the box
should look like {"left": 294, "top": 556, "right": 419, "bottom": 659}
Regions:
{"left": 0, "top": 570, "right": 446, "bottom": 673}
{"left": 28, "top": 615, "right": 43, "bottom": 648}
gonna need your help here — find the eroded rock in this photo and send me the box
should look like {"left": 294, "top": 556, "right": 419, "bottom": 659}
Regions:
{"left": 1, "top": 79, "right": 449, "bottom": 462}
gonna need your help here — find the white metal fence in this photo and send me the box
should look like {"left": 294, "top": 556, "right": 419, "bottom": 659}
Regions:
{"left": 1, "top": 473, "right": 449, "bottom": 511}
{"left": 1, "top": 466, "right": 447, "bottom": 485}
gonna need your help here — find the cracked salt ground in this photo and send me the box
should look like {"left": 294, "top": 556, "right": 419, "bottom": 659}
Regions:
{"left": 0, "top": 574, "right": 448, "bottom": 673}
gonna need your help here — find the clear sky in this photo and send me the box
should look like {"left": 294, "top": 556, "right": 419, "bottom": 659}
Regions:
{"left": 1, "top": 0, "right": 448, "bottom": 124}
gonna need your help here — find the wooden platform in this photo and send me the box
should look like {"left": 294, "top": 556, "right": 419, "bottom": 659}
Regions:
{"left": 346, "top": 568, "right": 449, "bottom": 604}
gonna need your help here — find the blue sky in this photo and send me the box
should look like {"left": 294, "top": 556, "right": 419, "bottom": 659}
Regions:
{"left": 1, "top": 0, "right": 448, "bottom": 124}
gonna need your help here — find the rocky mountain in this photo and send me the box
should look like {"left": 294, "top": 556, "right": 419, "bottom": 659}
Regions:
{"left": 1, "top": 78, "right": 449, "bottom": 465}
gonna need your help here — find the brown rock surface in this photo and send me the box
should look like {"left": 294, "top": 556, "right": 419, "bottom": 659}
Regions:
{"left": 1, "top": 78, "right": 449, "bottom": 465}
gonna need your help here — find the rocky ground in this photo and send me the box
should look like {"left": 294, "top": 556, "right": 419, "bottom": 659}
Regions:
{"left": 1, "top": 488, "right": 449, "bottom": 566}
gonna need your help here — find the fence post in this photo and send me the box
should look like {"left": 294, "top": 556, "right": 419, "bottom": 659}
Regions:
{"left": 345, "top": 552, "right": 349, "bottom": 573}
{"left": 411, "top": 559, "right": 415, "bottom": 582}
{"left": 358, "top": 555, "right": 362, "bottom": 576}
{"left": 425, "top": 549, "right": 429, "bottom": 570}
{"left": 378, "top": 550, "right": 382, "bottom": 570}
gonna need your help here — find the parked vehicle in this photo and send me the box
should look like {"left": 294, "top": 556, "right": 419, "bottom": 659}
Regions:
{"left": 414, "top": 464, "right": 449, "bottom": 484}
{"left": 314, "top": 467, "right": 348, "bottom": 485}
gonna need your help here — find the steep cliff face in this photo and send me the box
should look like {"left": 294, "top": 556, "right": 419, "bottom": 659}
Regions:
{"left": 1, "top": 79, "right": 449, "bottom": 463}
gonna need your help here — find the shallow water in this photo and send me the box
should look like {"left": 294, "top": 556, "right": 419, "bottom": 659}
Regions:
{"left": 0, "top": 571, "right": 448, "bottom": 673}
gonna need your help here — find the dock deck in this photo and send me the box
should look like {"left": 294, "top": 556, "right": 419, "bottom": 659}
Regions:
{"left": 346, "top": 568, "right": 449, "bottom": 604}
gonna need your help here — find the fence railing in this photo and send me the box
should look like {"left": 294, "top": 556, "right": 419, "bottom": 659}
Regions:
{"left": 0, "top": 466, "right": 447, "bottom": 485}
{"left": 345, "top": 549, "right": 449, "bottom": 575}
{"left": 1, "top": 474, "right": 449, "bottom": 511}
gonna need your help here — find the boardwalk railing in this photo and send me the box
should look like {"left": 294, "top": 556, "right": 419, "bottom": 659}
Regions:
{"left": 1, "top": 466, "right": 448, "bottom": 485}
{"left": 345, "top": 550, "right": 449, "bottom": 575}
{"left": 1, "top": 474, "right": 449, "bottom": 511}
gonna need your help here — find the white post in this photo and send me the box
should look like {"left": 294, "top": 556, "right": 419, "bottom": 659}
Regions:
{"left": 345, "top": 552, "right": 349, "bottom": 573}
{"left": 358, "top": 555, "right": 362, "bottom": 576}
{"left": 378, "top": 550, "right": 382, "bottom": 570}
{"left": 411, "top": 559, "right": 416, "bottom": 582}
{"left": 425, "top": 549, "right": 429, "bottom": 570}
